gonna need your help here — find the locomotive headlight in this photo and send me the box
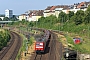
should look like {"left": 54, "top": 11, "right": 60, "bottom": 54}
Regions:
{"left": 40, "top": 43, "right": 43, "bottom": 45}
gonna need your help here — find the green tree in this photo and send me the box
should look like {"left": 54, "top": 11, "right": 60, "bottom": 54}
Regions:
{"left": 21, "top": 19, "right": 26, "bottom": 25}
{"left": 0, "top": 18, "right": 2, "bottom": 21}
{"left": 68, "top": 11, "right": 74, "bottom": 20}
{"left": 38, "top": 16, "right": 45, "bottom": 22}
{"left": 70, "top": 15, "right": 76, "bottom": 22}
{"left": 0, "top": 30, "right": 10, "bottom": 50}
{"left": 44, "top": 15, "right": 57, "bottom": 24}
{"left": 28, "top": 22, "right": 34, "bottom": 27}
{"left": 10, "top": 15, "right": 17, "bottom": 21}
{"left": 58, "top": 11, "right": 67, "bottom": 23}
{"left": 84, "top": 5, "right": 90, "bottom": 24}
{"left": 74, "top": 10, "right": 85, "bottom": 25}
{"left": 37, "top": 16, "right": 45, "bottom": 28}
{"left": 3, "top": 17, "right": 9, "bottom": 21}
{"left": 37, "top": 15, "right": 57, "bottom": 28}
{"left": 0, "top": 15, "right": 5, "bottom": 17}
{"left": 85, "top": 5, "right": 90, "bottom": 14}
{"left": 84, "top": 14, "right": 90, "bottom": 24}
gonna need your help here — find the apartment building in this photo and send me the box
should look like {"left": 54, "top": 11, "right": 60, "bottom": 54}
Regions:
{"left": 44, "top": 6, "right": 56, "bottom": 17}
{"left": 44, "top": 1, "right": 90, "bottom": 18}
{"left": 19, "top": 14, "right": 26, "bottom": 21}
{"left": 19, "top": 10, "right": 43, "bottom": 22}
{"left": 44, "top": 5, "right": 69, "bottom": 17}
{"left": 28, "top": 10, "right": 43, "bottom": 21}
{"left": 19, "top": 1, "right": 90, "bottom": 21}
{"left": 5, "top": 9, "right": 13, "bottom": 18}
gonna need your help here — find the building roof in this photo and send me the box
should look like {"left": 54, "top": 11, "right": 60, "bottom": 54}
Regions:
{"left": 20, "top": 14, "right": 26, "bottom": 16}
{"left": 56, "top": 5, "right": 69, "bottom": 8}
{"left": 45, "top": 6, "right": 52, "bottom": 10}
{"left": 84, "top": 1, "right": 90, "bottom": 6}
{"left": 45, "top": 5, "right": 69, "bottom": 11}
{"left": 75, "top": 1, "right": 90, "bottom": 8}
{"left": 28, "top": 10, "right": 44, "bottom": 17}
{"left": 50, "top": 6, "right": 56, "bottom": 10}
{"left": 77, "top": 2, "right": 85, "bottom": 8}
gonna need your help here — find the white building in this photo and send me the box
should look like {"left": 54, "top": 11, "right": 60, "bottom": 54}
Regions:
{"left": 55, "top": 8, "right": 63, "bottom": 18}
{"left": 19, "top": 14, "right": 26, "bottom": 21}
{"left": 5, "top": 9, "right": 13, "bottom": 18}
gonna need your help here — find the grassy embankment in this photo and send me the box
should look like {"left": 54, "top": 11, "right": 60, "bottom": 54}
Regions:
{"left": 56, "top": 23, "right": 90, "bottom": 54}
{"left": 16, "top": 27, "right": 35, "bottom": 60}
{"left": 16, "top": 26, "right": 43, "bottom": 60}
{"left": 37, "top": 21, "right": 90, "bottom": 53}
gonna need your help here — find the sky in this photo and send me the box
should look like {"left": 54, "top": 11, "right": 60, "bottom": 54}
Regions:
{"left": 0, "top": 0, "right": 90, "bottom": 15}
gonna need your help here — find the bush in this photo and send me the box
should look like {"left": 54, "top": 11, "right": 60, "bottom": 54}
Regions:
{"left": 0, "top": 29, "right": 10, "bottom": 50}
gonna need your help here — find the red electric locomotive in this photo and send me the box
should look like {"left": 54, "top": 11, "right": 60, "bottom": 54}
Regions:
{"left": 35, "top": 30, "right": 50, "bottom": 54}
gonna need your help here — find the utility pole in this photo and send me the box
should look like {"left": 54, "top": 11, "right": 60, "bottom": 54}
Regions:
{"left": 26, "top": 41, "right": 28, "bottom": 54}
{"left": 58, "top": 11, "right": 60, "bottom": 32}
{"left": 36, "top": 20, "right": 37, "bottom": 28}
{"left": 1, "top": 24, "right": 3, "bottom": 28}
{"left": 62, "top": 17, "right": 63, "bottom": 30}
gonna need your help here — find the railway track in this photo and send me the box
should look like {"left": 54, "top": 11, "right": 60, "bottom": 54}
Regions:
{"left": 0, "top": 31, "right": 22, "bottom": 60}
{"left": 49, "top": 31, "right": 57, "bottom": 60}
{"left": 51, "top": 31, "right": 64, "bottom": 60}
{"left": 30, "top": 29, "right": 63, "bottom": 60}
{"left": 34, "top": 54, "right": 42, "bottom": 60}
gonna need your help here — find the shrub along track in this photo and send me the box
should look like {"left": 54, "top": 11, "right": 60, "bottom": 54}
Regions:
{"left": 0, "top": 31, "right": 22, "bottom": 60}
{"left": 30, "top": 30, "right": 63, "bottom": 60}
